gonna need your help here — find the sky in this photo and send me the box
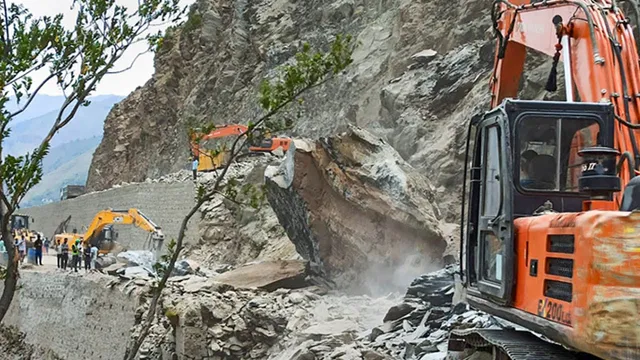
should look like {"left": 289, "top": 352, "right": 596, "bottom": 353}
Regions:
{"left": 14, "top": 0, "right": 194, "bottom": 96}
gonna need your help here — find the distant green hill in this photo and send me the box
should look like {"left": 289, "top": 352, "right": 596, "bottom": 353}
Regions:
{"left": 12, "top": 94, "right": 124, "bottom": 208}
{"left": 5, "top": 95, "right": 123, "bottom": 156}
{"left": 21, "top": 137, "right": 101, "bottom": 207}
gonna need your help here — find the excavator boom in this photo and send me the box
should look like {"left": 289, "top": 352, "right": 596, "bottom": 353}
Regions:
{"left": 82, "top": 208, "right": 164, "bottom": 245}
{"left": 454, "top": 1, "right": 640, "bottom": 359}
{"left": 55, "top": 208, "right": 164, "bottom": 255}
{"left": 191, "top": 123, "right": 291, "bottom": 171}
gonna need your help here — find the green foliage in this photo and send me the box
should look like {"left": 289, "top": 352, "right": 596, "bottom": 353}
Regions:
{"left": 0, "top": 0, "right": 184, "bottom": 326}
{"left": 152, "top": 238, "right": 177, "bottom": 280}
{"left": 164, "top": 307, "right": 179, "bottom": 328}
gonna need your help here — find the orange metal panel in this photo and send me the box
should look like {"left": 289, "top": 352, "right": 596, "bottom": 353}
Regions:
{"left": 513, "top": 211, "right": 640, "bottom": 359}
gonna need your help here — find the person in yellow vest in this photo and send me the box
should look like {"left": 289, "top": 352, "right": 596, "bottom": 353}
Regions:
{"left": 71, "top": 239, "right": 81, "bottom": 272}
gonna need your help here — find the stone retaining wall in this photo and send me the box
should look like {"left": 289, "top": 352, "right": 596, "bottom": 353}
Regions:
{"left": 21, "top": 181, "right": 199, "bottom": 251}
{"left": 1, "top": 272, "right": 138, "bottom": 360}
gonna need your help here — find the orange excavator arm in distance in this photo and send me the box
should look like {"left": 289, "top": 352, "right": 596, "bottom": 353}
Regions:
{"left": 491, "top": 0, "right": 640, "bottom": 203}
{"left": 190, "top": 124, "right": 248, "bottom": 155}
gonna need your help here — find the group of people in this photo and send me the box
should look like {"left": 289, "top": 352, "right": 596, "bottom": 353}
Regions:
{"left": 2, "top": 231, "right": 50, "bottom": 266}
{"left": 56, "top": 238, "right": 98, "bottom": 272}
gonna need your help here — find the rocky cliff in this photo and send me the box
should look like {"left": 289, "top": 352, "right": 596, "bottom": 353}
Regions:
{"left": 88, "top": 0, "right": 562, "bottom": 248}
{"left": 86, "top": 0, "right": 494, "bottom": 198}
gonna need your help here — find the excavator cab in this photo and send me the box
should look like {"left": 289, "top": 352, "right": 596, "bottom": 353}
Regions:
{"left": 462, "top": 99, "right": 615, "bottom": 306}
{"left": 10, "top": 215, "right": 30, "bottom": 232}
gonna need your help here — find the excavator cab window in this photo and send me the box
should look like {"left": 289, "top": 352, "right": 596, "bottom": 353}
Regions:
{"left": 260, "top": 139, "right": 273, "bottom": 149}
{"left": 11, "top": 215, "right": 28, "bottom": 231}
{"left": 517, "top": 116, "right": 601, "bottom": 193}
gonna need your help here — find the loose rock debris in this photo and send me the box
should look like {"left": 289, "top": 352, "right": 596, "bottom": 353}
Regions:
{"left": 114, "top": 264, "right": 504, "bottom": 360}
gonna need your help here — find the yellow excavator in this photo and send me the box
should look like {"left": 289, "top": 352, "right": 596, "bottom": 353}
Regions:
{"left": 54, "top": 208, "right": 164, "bottom": 255}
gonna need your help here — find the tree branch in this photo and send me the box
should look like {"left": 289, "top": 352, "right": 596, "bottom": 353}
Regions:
{"left": 124, "top": 192, "right": 213, "bottom": 360}
{"left": 8, "top": 50, "right": 85, "bottom": 120}
{"left": 7, "top": 73, "right": 57, "bottom": 119}
{"left": 107, "top": 50, "right": 149, "bottom": 75}
{"left": 2, "top": 0, "right": 10, "bottom": 58}
{"left": 0, "top": 192, "right": 10, "bottom": 212}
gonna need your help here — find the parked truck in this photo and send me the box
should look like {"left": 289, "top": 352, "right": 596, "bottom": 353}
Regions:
{"left": 60, "top": 185, "right": 86, "bottom": 201}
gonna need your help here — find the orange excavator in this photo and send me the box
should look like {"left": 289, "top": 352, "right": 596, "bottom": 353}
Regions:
{"left": 450, "top": 1, "right": 640, "bottom": 359}
{"left": 190, "top": 124, "right": 291, "bottom": 171}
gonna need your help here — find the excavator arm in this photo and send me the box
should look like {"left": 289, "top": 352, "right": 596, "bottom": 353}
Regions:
{"left": 190, "top": 124, "right": 249, "bottom": 172}
{"left": 491, "top": 0, "right": 640, "bottom": 199}
{"left": 82, "top": 208, "right": 164, "bottom": 248}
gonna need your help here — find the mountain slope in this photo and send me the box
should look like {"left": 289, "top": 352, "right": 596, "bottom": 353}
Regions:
{"left": 86, "top": 0, "right": 556, "bottom": 224}
{"left": 86, "top": 0, "right": 493, "bottom": 192}
{"left": 8, "top": 94, "right": 123, "bottom": 207}
{"left": 5, "top": 95, "right": 123, "bottom": 156}
{"left": 21, "top": 137, "right": 101, "bottom": 207}
{"left": 4, "top": 94, "right": 122, "bottom": 125}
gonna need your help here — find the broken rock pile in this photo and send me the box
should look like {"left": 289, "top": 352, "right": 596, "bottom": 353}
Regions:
{"left": 361, "top": 265, "right": 504, "bottom": 360}
{"left": 187, "top": 157, "right": 299, "bottom": 268}
{"left": 131, "top": 278, "right": 332, "bottom": 360}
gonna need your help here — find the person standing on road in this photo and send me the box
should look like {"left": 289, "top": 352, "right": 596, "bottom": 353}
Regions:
{"left": 78, "top": 241, "right": 83, "bottom": 269}
{"left": 61, "top": 239, "right": 69, "bottom": 270}
{"left": 71, "top": 239, "right": 80, "bottom": 272}
{"left": 44, "top": 237, "right": 50, "bottom": 254}
{"left": 34, "top": 235, "right": 43, "bottom": 266}
{"left": 83, "top": 244, "right": 91, "bottom": 271}
{"left": 90, "top": 244, "right": 98, "bottom": 271}
{"left": 192, "top": 156, "right": 199, "bottom": 180}
{"left": 17, "top": 236, "right": 26, "bottom": 264}
{"left": 56, "top": 240, "right": 62, "bottom": 269}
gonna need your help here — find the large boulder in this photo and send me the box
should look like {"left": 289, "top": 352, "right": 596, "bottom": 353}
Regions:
{"left": 214, "top": 260, "right": 309, "bottom": 291}
{"left": 265, "top": 126, "right": 448, "bottom": 293}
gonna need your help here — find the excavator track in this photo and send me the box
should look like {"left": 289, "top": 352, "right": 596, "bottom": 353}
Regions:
{"left": 448, "top": 329, "right": 589, "bottom": 360}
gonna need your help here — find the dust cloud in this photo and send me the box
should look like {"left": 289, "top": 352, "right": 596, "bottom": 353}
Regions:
{"left": 359, "top": 252, "right": 444, "bottom": 297}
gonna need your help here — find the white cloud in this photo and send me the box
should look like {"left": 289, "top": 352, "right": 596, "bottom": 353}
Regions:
{"left": 12, "top": 0, "right": 194, "bottom": 96}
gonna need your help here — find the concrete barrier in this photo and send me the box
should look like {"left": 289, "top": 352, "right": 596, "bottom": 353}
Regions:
{"left": 21, "top": 181, "right": 199, "bottom": 251}
{"left": 1, "top": 272, "right": 138, "bottom": 360}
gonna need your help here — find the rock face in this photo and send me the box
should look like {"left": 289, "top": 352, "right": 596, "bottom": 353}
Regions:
{"left": 185, "top": 158, "right": 300, "bottom": 268}
{"left": 86, "top": 0, "right": 494, "bottom": 200}
{"left": 265, "top": 127, "right": 448, "bottom": 293}
{"left": 86, "top": 0, "right": 562, "bottom": 246}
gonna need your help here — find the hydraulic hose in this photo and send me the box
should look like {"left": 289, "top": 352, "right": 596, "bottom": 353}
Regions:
{"left": 617, "top": 0, "right": 640, "bottom": 54}
{"left": 617, "top": 151, "right": 636, "bottom": 178}
{"left": 599, "top": 8, "right": 640, "bottom": 167}
{"left": 492, "top": 0, "right": 519, "bottom": 59}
